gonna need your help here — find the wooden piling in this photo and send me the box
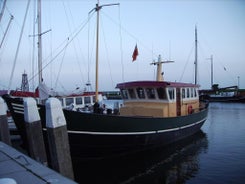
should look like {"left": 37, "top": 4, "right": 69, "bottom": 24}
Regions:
{"left": 24, "top": 97, "right": 47, "bottom": 165}
{"left": 0, "top": 97, "right": 11, "bottom": 145}
{"left": 45, "top": 97, "right": 74, "bottom": 180}
{"left": 0, "top": 178, "right": 17, "bottom": 184}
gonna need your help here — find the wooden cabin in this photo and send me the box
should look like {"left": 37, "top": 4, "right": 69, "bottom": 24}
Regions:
{"left": 116, "top": 81, "right": 200, "bottom": 118}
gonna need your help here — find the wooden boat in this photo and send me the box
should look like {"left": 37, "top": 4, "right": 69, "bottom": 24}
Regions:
{"left": 3, "top": 55, "right": 209, "bottom": 159}
{"left": 3, "top": 2, "right": 208, "bottom": 160}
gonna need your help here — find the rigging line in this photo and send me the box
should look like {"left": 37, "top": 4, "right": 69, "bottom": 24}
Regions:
{"left": 8, "top": 0, "right": 31, "bottom": 93}
{"left": 87, "top": 12, "right": 90, "bottom": 85}
{"left": 67, "top": 2, "right": 87, "bottom": 87}
{"left": 198, "top": 29, "right": 236, "bottom": 84}
{"left": 198, "top": 37, "right": 236, "bottom": 86}
{"left": 62, "top": 0, "right": 85, "bottom": 86}
{"left": 0, "top": 16, "right": 13, "bottom": 64}
{"left": 101, "top": 10, "right": 158, "bottom": 59}
{"left": 31, "top": 0, "right": 36, "bottom": 91}
{"left": 28, "top": 11, "right": 96, "bottom": 83}
{"left": 0, "top": 14, "right": 13, "bottom": 49}
{"left": 101, "top": 15, "right": 114, "bottom": 89}
{"left": 179, "top": 43, "right": 194, "bottom": 82}
{"left": 54, "top": 38, "right": 69, "bottom": 90}
{"left": 118, "top": 4, "right": 124, "bottom": 83}
{"left": 46, "top": 0, "right": 53, "bottom": 89}
{"left": 87, "top": 15, "right": 96, "bottom": 90}
{"left": 0, "top": 0, "right": 7, "bottom": 23}
{"left": 56, "top": 79, "right": 69, "bottom": 94}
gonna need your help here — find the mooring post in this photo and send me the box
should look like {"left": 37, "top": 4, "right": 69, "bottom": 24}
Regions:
{"left": 0, "top": 178, "right": 17, "bottom": 184}
{"left": 24, "top": 97, "right": 47, "bottom": 165}
{"left": 45, "top": 97, "right": 74, "bottom": 180}
{"left": 0, "top": 97, "right": 11, "bottom": 145}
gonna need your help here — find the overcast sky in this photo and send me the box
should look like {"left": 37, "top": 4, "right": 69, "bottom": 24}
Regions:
{"left": 1, "top": 0, "right": 245, "bottom": 92}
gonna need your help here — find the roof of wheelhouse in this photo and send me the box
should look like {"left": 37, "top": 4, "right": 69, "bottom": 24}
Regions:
{"left": 116, "top": 81, "right": 199, "bottom": 89}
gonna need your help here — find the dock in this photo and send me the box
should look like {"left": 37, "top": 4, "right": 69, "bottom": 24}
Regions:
{"left": 0, "top": 141, "right": 77, "bottom": 184}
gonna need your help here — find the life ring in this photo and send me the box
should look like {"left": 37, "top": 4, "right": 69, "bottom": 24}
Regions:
{"left": 188, "top": 105, "right": 193, "bottom": 114}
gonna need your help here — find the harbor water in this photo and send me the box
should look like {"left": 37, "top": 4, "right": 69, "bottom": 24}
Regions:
{"left": 72, "top": 102, "right": 245, "bottom": 184}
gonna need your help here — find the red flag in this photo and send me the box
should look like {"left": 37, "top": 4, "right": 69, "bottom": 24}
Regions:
{"left": 132, "top": 44, "right": 138, "bottom": 62}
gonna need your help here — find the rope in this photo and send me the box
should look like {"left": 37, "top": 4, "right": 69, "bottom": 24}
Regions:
{"left": 31, "top": 0, "right": 37, "bottom": 91}
{"left": 179, "top": 44, "right": 194, "bottom": 82}
{"left": 87, "top": 13, "right": 96, "bottom": 91}
{"left": 28, "top": 11, "right": 95, "bottom": 84}
{"left": 101, "top": 15, "right": 114, "bottom": 89}
{"left": 54, "top": 38, "right": 69, "bottom": 89}
{"left": 102, "top": 10, "right": 159, "bottom": 59}
{"left": 62, "top": 0, "right": 85, "bottom": 87}
{"left": 8, "top": 0, "right": 31, "bottom": 94}
{"left": 118, "top": 5, "right": 124, "bottom": 83}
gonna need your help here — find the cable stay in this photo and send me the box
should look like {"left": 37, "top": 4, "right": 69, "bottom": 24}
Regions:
{"left": 8, "top": 0, "right": 31, "bottom": 94}
{"left": 0, "top": 0, "right": 7, "bottom": 23}
{"left": 61, "top": 1, "right": 86, "bottom": 90}
{"left": 28, "top": 11, "right": 96, "bottom": 86}
{"left": 0, "top": 14, "right": 13, "bottom": 49}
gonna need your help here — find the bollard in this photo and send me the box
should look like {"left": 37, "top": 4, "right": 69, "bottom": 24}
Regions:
{"left": 24, "top": 97, "right": 47, "bottom": 165}
{"left": 0, "top": 97, "right": 11, "bottom": 145}
{"left": 0, "top": 178, "right": 17, "bottom": 184}
{"left": 46, "top": 97, "right": 74, "bottom": 180}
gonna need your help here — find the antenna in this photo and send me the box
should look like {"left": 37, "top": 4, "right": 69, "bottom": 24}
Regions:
{"left": 150, "top": 55, "right": 174, "bottom": 81}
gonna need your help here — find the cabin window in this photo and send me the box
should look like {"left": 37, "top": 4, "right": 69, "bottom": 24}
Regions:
{"left": 195, "top": 88, "right": 198, "bottom": 97}
{"left": 168, "top": 88, "right": 175, "bottom": 100}
{"left": 194, "top": 88, "right": 197, "bottom": 97}
{"left": 92, "top": 96, "right": 96, "bottom": 103}
{"left": 157, "top": 87, "right": 167, "bottom": 99}
{"left": 146, "top": 88, "right": 156, "bottom": 99}
{"left": 65, "top": 98, "right": 74, "bottom": 106}
{"left": 84, "top": 96, "right": 91, "bottom": 104}
{"left": 187, "top": 88, "right": 190, "bottom": 98}
{"left": 128, "top": 88, "right": 136, "bottom": 99}
{"left": 136, "top": 87, "right": 145, "bottom": 99}
{"left": 190, "top": 88, "right": 194, "bottom": 98}
{"left": 121, "top": 89, "right": 128, "bottom": 99}
{"left": 182, "top": 88, "right": 185, "bottom": 99}
{"left": 76, "top": 97, "right": 83, "bottom": 105}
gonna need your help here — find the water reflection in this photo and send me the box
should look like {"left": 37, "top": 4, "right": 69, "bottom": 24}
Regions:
{"left": 72, "top": 131, "right": 208, "bottom": 184}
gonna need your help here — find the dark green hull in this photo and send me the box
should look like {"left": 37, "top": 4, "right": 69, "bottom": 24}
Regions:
{"left": 61, "top": 107, "right": 208, "bottom": 159}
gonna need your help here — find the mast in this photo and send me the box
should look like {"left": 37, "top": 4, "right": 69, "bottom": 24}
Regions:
{"left": 95, "top": 3, "right": 100, "bottom": 102}
{"left": 207, "top": 55, "right": 213, "bottom": 88}
{"left": 92, "top": 1, "right": 119, "bottom": 102}
{"left": 194, "top": 25, "right": 198, "bottom": 85}
{"left": 150, "top": 55, "right": 174, "bottom": 82}
{"left": 37, "top": 0, "right": 42, "bottom": 84}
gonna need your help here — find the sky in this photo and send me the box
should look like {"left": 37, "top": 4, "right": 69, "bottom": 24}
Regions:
{"left": 0, "top": 0, "right": 245, "bottom": 92}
